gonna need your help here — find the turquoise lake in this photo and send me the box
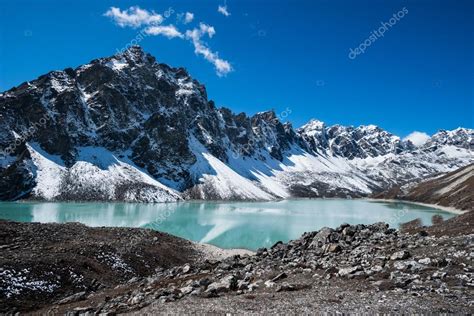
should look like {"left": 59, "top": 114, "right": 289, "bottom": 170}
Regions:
{"left": 0, "top": 199, "right": 455, "bottom": 250}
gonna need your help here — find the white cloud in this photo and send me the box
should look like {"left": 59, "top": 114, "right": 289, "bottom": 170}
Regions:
{"left": 217, "top": 5, "right": 231, "bottom": 17}
{"left": 185, "top": 23, "right": 232, "bottom": 76}
{"left": 145, "top": 25, "right": 183, "bottom": 39}
{"left": 105, "top": 7, "right": 233, "bottom": 77}
{"left": 184, "top": 12, "right": 194, "bottom": 24}
{"left": 403, "top": 131, "right": 431, "bottom": 146}
{"left": 104, "top": 6, "right": 163, "bottom": 28}
{"left": 199, "top": 23, "right": 216, "bottom": 38}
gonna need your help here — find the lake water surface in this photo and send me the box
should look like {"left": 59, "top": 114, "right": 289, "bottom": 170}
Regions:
{"left": 0, "top": 199, "right": 455, "bottom": 250}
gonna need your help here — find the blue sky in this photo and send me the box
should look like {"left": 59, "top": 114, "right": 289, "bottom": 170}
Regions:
{"left": 0, "top": 0, "right": 472, "bottom": 137}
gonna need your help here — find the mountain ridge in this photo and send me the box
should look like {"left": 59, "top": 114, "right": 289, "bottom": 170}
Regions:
{"left": 373, "top": 163, "right": 474, "bottom": 211}
{"left": 0, "top": 46, "right": 473, "bottom": 202}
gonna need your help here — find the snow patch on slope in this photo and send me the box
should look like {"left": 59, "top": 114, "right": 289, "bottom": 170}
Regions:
{"left": 188, "top": 137, "right": 275, "bottom": 200}
{"left": 106, "top": 58, "right": 129, "bottom": 71}
{"left": 225, "top": 151, "right": 291, "bottom": 198}
{"left": 28, "top": 144, "right": 66, "bottom": 199}
{"left": 276, "top": 149, "right": 374, "bottom": 194}
{"left": 27, "top": 145, "right": 181, "bottom": 202}
{"left": 435, "top": 164, "right": 474, "bottom": 196}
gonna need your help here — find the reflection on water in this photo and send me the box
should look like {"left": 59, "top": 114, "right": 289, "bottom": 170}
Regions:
{"left": 0, "top": 200, "right": 455, "bottom": 250}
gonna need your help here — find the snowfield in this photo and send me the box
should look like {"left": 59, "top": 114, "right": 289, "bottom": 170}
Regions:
{"left": 27, "top": 144, "right": 181, "bottom": 202}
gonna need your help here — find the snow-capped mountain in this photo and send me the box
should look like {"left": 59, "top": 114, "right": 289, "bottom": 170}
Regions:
{"left": 0, "top": 47, "right": 473, "bottom": 202}
{"left": 298, "top": 120, "right": 413, "bottom": 159}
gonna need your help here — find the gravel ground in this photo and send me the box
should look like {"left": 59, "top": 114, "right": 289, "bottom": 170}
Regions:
{"left": 134, "top": 278, "right": 470, "bottom": 314}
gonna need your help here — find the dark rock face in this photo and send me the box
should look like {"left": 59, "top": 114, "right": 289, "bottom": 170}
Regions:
{"left": 0, "top": 151, "right": 35, "bottom": 200}
{"left": 0, "top": 47, "right": 301, "bottom": 201}
{"left": 1, "top": 47, "right": 199, "bottom": 190}
{"left": 0, "top": 46, "right": 472, "bottom": 201}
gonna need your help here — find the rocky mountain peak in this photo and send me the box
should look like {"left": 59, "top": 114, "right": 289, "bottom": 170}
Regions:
{"left": 122, "top": 45, "right": 146, "bottom": 58}
{"left": 251, "top": 110, "right": 278, "bottom": 123}
{"left": 424, "top": 127, "right": 473, "bottom": 150}
{"left": 296, "top": 120, "right": 411, "bottom": 159}
{"left": 0, "top": 48, "right": 472, "bottom": 202}
{"left": 299, "top": 119, "right": 326, "bottom": 133}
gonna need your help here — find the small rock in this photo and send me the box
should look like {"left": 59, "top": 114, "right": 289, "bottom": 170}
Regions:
{"left": 190, "top": 288, "right": 202, "bottom": 296}
{"left": 57, "top": 291, "right": 87, "bottom": 305}
{"left": 201, "top": 289, "right": 219, "bottom": 298}
{"left": 271, "top": 272, "right": 287, "bottom": 282}
{"left": 179, "top": 285, "right": 193, "bottom": 295}
{"left": 394, "top": 260, "right": 425, "bottom": 272}
{"left": 339, "top": 223, "right": 351, "bottom": 230}
{"left": 309, "top": 227, "right": 333, "bottom": 248}
{"left": 432, "top": 271, "right": 447, "bottom": 279}
{"left": 264, "top": 280, "right": 275, "bottom": 288}
{"left": 276, "top": 282, "right": 296, "bottom": 292}
{"left": 418, "top": 258, "right": 431, "bottom": 265}
{"left": 199, "top": 278, "right": 211, "bottom": 287}
{"left": 271, "top": 241, "right": 283, "bottom": 249}
{"left": 129, "top": 294, "right": 143, "bottom": 305}
{"left": 338, "top": 266, "right": 361, "bottom": 277}
{"left": 370, "top": 265, "right": 384, "bottom": 273}
{"left": 418, "top": 230, "right": 429, "bottom": 237}
{"left": 325, "top": 266, "right": 338, "bottom": 274}
{"left": 247, "top": 282, "right": 259, "bottom": 292}
{"left": 342, "top": 226, "right": 355, "bottom": 237}
{"left": 393, "top": 261, "right": 408, "bottom": 270}
{"left": 390, "top": 250, "right": 410, "bottom": 261}
{"left": 256, "top": 248, "right": 267, "bottom": 256}
{"left": 373, "top": 280, "right": 395, "bottom": 291}
{"left": 127, "top": 277, "right": 140, "bottom": 284}
{"left": 182, "top": 264, "right": 191, "bottom": 274}
{"left": 205, "top": 275, "right": 237, "bottom": 293}
{"left": 237, "top": 280, "right": 249, "bottom": 290}
{"left": 349, "top": 271, "right": 367, "bottom": 279}
{"left": 325, "top": 244, "right": 342, "bottom": 253}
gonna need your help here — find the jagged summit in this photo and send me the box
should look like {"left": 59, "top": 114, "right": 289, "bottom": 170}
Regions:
{"left": 425, "top": 128, "right": 473, "bottom": 150}
{"left": 299, "top": 119, "right": 325, "bottom": 131}
{"left": 120, "top": 44, "right": 146, "bottom": 56}
{"left": 0, "top": 48, "right": 473, "bottom": 202}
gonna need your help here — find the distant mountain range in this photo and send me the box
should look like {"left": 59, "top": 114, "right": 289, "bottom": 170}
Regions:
{"left": 0, "top": 46, "right": 472, "bottom": 202}
{"left": 374, "top": 163, "right": 474, "bottom": 211}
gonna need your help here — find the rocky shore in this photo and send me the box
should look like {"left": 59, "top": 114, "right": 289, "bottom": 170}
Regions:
{"left": 1, "top": 211, "right": 473, "bottom": 314}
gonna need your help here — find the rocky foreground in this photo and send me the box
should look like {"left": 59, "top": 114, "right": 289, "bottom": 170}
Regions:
{"left": 0, "top": 221, "right": 210, "bottom": 313}
{"left": 2, "top": 213, "right": 473, "bottom": 314}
